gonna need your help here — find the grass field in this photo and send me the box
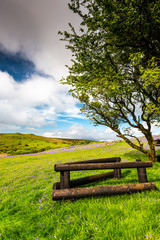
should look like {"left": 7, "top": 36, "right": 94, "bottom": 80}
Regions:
{"left": 0, "top": 141, "right": 160, "bottom": 240}
{"left": 0, "top": 133, "right": 94, "bottom": 156}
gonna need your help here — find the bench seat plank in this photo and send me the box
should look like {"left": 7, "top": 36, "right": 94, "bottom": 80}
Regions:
{"left": 52, "top": 182, "right": 157, "bottom": 200}
{"left": 55, "top": 161, "right": 152, "bottom": 172}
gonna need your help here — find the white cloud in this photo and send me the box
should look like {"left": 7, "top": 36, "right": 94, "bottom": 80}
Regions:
{"left": 0, "top": 71, "right": 81, "bottom": 130}
{"left": 43, "top": 122, "right": 158, "bottom": 142}
{"left": 0, "top": 0, "right": 85, "bottom": 134}
{"left": 0, "top": 123, "right": 21, "bottom": 132}
{"left": 44, "top": 123, "right": 118, "bottom": 141}
{"left": 0, "top": 0, "right": 81, "bottom": 79}
{"left": 0, "top": 0, "right": 159, "bottom": 141}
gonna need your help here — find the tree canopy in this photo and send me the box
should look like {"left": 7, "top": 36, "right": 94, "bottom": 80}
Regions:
{"left": 59, "top": 0, "right": 160, "bottom": 162}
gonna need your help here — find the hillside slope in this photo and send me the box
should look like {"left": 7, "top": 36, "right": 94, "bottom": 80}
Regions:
{"left": 0, "top": 133, "right": 95, "bottom": 156}
{"left": 0, "top": 140, "right": 160, "bottom": 239}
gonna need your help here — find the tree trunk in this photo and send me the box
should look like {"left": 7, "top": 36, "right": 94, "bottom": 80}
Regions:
{"left": 147, "top": 135, "right": 156, "bottom": 162}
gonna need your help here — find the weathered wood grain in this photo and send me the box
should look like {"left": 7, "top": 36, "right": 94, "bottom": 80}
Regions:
{"left": 54, "top": 161, "right": 152, "bottom": 172}
{"left": 52, "top": 182, "right": 157, "bottom": 200}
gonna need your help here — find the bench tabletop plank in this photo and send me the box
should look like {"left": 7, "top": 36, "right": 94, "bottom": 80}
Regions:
{"left": 54, "top": 161, "right": 152, "bottom": 172}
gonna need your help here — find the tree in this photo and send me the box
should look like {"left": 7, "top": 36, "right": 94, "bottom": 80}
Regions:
{"left": 59, "top": 0, "right": 160, "bottom": 162}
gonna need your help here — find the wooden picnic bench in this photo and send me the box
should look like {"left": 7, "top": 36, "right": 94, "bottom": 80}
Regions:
{"left": 53, "top": 157, "right": 121, "bottom": 190}
{"left": 52, "top": 158, "right": 157, "bottom": 200}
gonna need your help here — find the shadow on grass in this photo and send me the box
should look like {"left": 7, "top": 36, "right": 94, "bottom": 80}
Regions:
{"left": 74, "top": 178, "right": 139, "bottom": 189}
{"left": 123, "top": 150, "right": 149, "bottom": 161}
{"left": 147, "top": 175, "right": 160, "bottom": 182}
{"left": 122, "top": 170, "right": 132, "bottom": 177}
{"left": 73, "top": 170, "right": 138, "bottom": 188}
{"left": 123, "top": 149, "right": 160, "bottom": 161}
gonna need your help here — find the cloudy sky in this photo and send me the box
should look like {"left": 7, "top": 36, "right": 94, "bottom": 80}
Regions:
{"left": 0, "top": 0, "right": 158, "bottom": 141}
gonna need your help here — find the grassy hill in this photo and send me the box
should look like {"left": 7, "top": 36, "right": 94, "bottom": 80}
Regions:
{"left": 0, "top": 133, "right": 95, "bottom": 156}
{"left": 0, "top": 141, "right": 160, "bottom": 239}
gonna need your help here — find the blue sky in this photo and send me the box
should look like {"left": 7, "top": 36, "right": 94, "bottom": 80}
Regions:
{"left": 0, "top": 0, "right": 158, "bottom": 141}
{"left": 0, "top": 50, "right": 117, "bottom": 140}
{"left": 0, "top": 50, "right": 35, "bottom": 81}
{"left": 0, "top": 0, "right": 119, "bottom": 141}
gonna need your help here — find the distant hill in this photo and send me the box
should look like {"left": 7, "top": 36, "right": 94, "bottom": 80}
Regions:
{"left": 0, "top": 133, "right": 96, "bottom": 156}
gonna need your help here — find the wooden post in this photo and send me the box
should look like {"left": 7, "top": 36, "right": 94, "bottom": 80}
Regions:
{"left": 136, "top": 160, "right": 148, "bottom": 183}
{"left": 60, "top": 171, "right": 70, "bottom": 189}
{"left": 114, "top": 169, "right": 122, "bottom": 179}
{"left": 52, "top": 182, "right": 157, "bottom": 200}
{"left": 114, "top": 158, "right": 122, "bottom": 179}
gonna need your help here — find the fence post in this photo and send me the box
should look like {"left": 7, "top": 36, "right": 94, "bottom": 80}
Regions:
{"left": 136, "top": 159, "right": 148, "bottom": 183}
{"left": 60, "top": 171, "right": 70, "bottom": 189}
{"left": 114, "top": 158, "right": 121, "bottom": 179}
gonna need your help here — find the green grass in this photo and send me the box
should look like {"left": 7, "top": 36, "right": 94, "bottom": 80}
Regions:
{"left": 0, "top": 133, "right": 95, "bottom": 156}
{"left": 0, "top": 141, "right": 160, "bottom": 240}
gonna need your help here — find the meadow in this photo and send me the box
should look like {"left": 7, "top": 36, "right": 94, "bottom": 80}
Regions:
{"left": 0, "top": 133, "right": 94, "bottom": 156}
{"left": 0, "top": 141, "right": 160, "bottom": 240}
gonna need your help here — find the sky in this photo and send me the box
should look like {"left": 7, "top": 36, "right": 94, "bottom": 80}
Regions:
{"left": 0, "top": 0, "right": 159, "bottom": 141}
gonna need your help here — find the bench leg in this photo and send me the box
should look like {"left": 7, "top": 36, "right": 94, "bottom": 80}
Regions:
{"left": 136, "top": 159, "right": 148, "bottom": 183}
{"left": 114, "top": 169, "right": 121, "bottom": 179}
{"left": 114, "top": 158, "right": 122, "bottom": 179}
{"left": 60, "top": 171, "right": 70, "bottom": 189}
{"left": 137, "top": 168, "right": 148, "bottom": 183}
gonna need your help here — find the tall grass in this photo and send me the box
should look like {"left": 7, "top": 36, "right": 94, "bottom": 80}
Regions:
{"left": 0, "top": 141, "right": 160, "bottom": 240}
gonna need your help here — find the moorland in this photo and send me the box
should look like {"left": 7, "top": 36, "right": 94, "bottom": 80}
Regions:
{"left": 0, "top": 133, "right": 94, "bottom": 156}
{"left": 0, "top": 136, "right": 160, "bottom": 239}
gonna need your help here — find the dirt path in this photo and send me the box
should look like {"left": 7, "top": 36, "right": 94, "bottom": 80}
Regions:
{"left": 1, "top": 136, "right": 159, "bottom": 159}
{"left": 0, "top": 141, "right": 118, "bottom": 159}
{"left": 43, "top": 141, "right": 117, "bottom": 153}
